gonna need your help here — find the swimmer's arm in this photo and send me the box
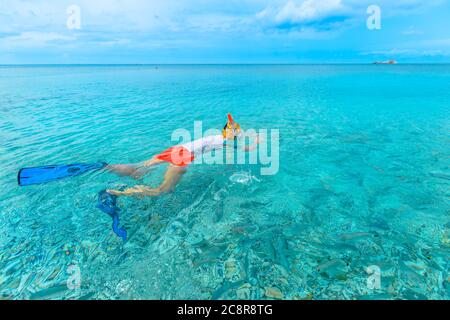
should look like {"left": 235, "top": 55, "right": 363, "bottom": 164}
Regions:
{"left": 224, "top": 136, "right": 261, "bottom": 152}
{"left": 243, "top": 135, "right": 261, "bottom": 152}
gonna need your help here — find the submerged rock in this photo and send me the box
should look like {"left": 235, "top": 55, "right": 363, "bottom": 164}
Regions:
{"left": 224, "top": 259, "right": 238, "bottom": 279}
{"left": 236, "top": 283, "right": 251, "bottom": 300}
{"left": 29, "top": 284, "right": 68, "bottom": 300}
{"left": 264, "top": 287, "right": 284, "bottom": 299}
{"left": 211, "top": 280, "right": 245, "bottom": 300}
{"left": 317, "top": 259, "right": 348, "bottom": 279}
{"left": 338, "top": 232, "right": 373, "bottom": 241}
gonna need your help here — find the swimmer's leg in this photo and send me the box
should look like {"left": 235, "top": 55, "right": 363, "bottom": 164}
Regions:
{"left": 107, "top": 165, "right": 186, "bottom": 197}
{"left": 107, "top": 157, "right": 164, "bottom": 179}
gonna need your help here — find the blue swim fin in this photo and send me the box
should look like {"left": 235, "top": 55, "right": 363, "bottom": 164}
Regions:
{"left": 97, "top": 190, "right": 127, "bottom": 241}
{"left": 18, "top": 162, "right": 108, "bottom": 186}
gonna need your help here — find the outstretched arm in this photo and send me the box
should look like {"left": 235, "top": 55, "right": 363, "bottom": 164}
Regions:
{"left": 243, "top": 134, "right": 262, "bottom": 152}
{"left": 224, "top": 134, "right": 262, "bottom": 153}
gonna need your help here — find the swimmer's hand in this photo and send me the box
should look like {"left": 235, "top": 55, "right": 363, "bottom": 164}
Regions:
{"left": 255, "top": 134, "right": 264, "bottom": 144}
{"left": 243, "top": 135, "right": 262, "bottom": 152}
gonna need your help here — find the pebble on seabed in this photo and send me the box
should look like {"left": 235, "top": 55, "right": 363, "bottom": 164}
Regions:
{"left": 264, "top": 287, "right": 284, "bottom": 299}
{"left": 236, "top": 283, "right": 251, "bottom": 300}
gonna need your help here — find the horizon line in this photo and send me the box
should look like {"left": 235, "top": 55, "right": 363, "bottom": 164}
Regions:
{"left": 2, "top": 62, "right": 450, "bottom": 66}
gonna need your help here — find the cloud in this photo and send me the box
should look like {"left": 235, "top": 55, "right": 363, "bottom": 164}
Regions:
{"left": 256, "top": 0, "right": 360, "bottom": 33}
{"left": 255, "top": 0, "right": 445, "bottom": 32}
{"left": 412, "top": 37, "right": 450, "bottom": 50}
{"left": 0, "top": 31, "right": 76, "bottom": 48}
{"left": 361, "top": 48, "right": 450, "bottom": 57}
{"left": 262, "top": 0, "right": 344, "bottom": 24}
{"left": 401, "top": 27, "right": 424, "bottom": 36}
{"left": 0, "top": 0, "right": 448, "bottom": 62}
{"left": 0, "top": 0, "right": 444, "bottom": 36}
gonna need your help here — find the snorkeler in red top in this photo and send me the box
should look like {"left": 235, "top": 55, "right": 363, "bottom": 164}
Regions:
{"left": 107, "top": 114, "right": 260, "bottom": 197}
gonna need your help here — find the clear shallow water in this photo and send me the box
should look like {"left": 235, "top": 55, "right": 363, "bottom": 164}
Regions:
{"left": 0, "top": 65, "right": 449, "bottom": 300}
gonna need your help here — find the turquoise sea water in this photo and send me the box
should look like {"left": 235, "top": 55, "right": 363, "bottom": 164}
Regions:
{"left": 0, "top": 65, "right": 449, "bottom": 300}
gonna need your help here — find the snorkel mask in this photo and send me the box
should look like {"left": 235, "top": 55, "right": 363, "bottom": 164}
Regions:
{"left": 222, "top": 114, "right": 242, "bottom": 139}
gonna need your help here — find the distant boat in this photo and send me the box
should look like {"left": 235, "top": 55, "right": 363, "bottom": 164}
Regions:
{"left": 373, "top": 60, "right": 398, "bottom": 65}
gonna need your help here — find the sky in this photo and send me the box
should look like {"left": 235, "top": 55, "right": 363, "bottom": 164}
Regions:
{"left": 0, "top": 0, "right": 449, "bottom": 64}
